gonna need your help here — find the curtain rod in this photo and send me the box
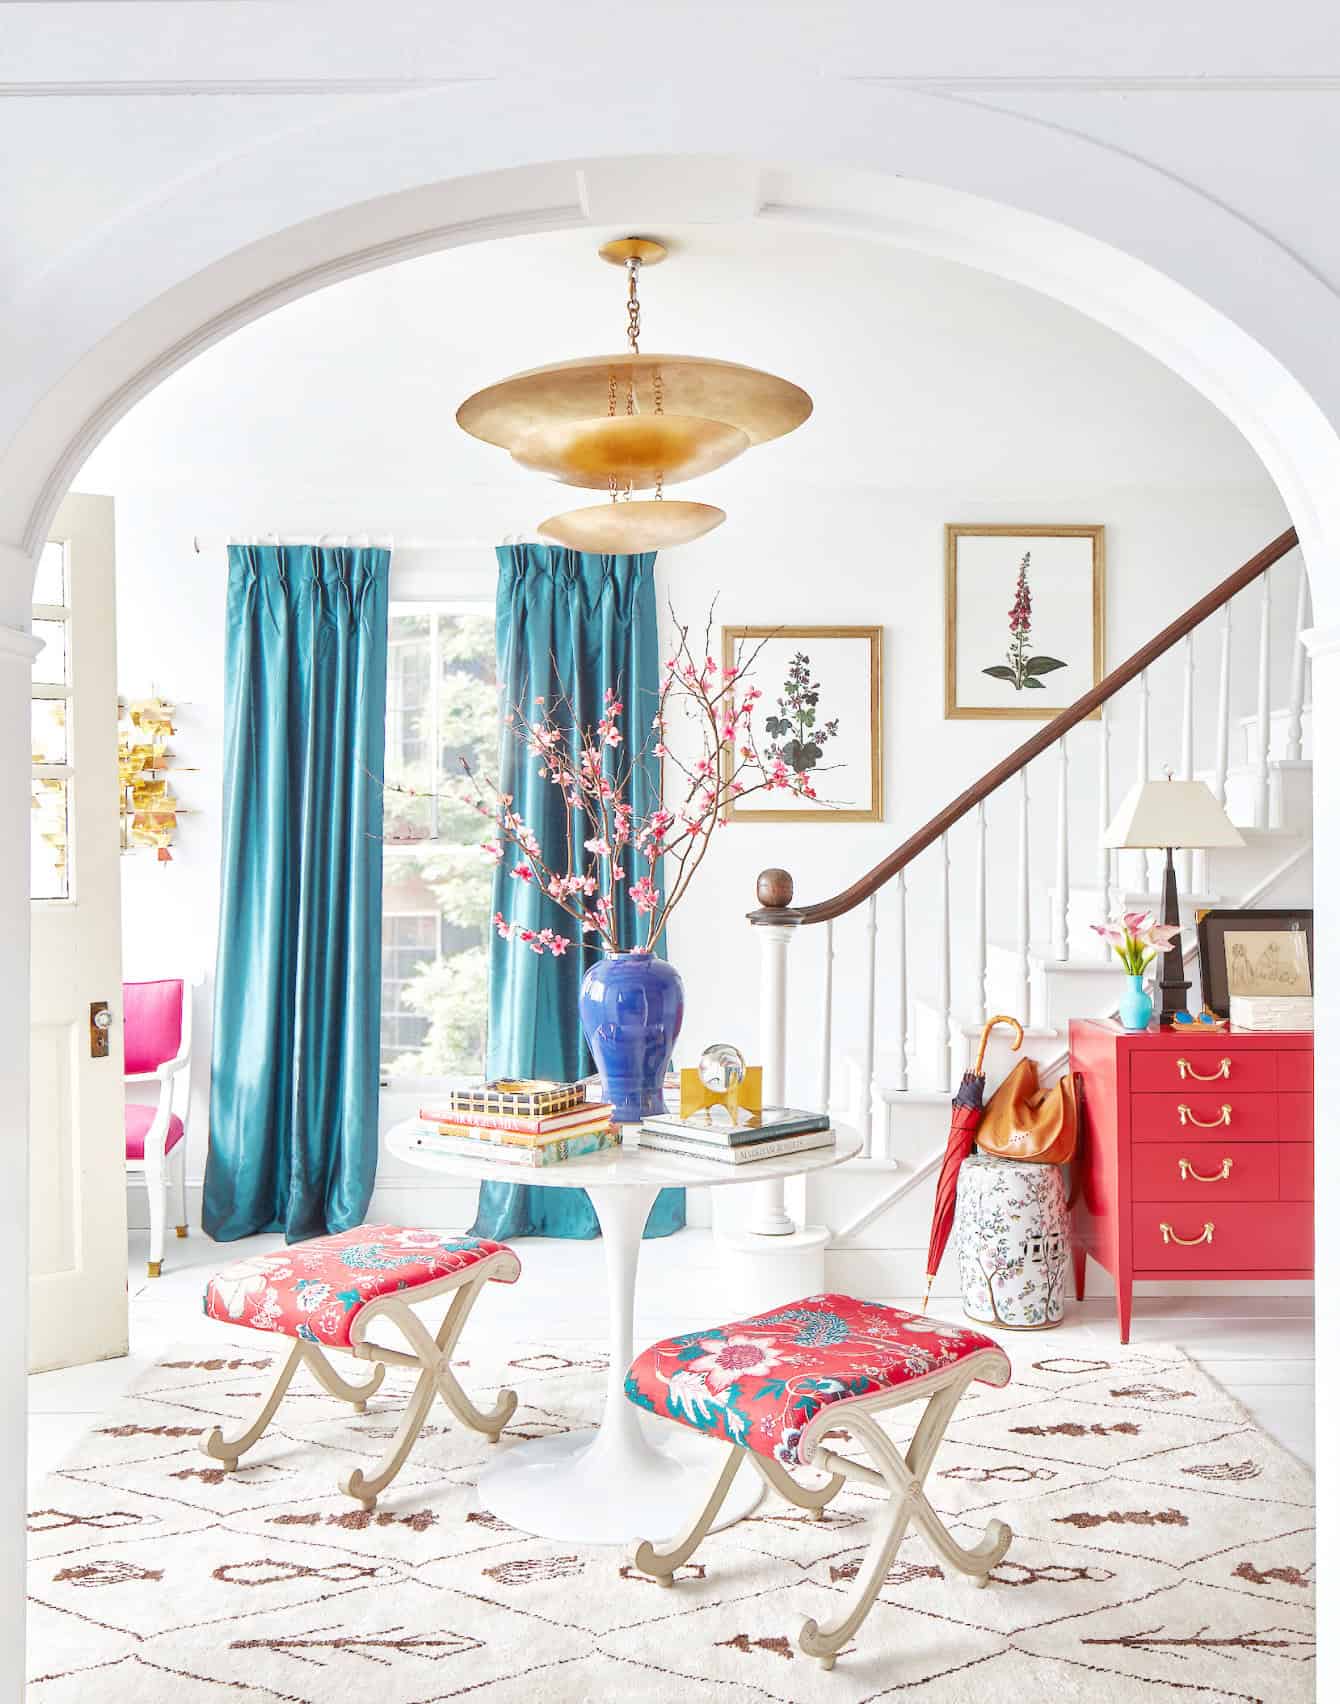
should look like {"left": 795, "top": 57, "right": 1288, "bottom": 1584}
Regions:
{"left": 190, "top": 533, "right": 542, "bottom": 556}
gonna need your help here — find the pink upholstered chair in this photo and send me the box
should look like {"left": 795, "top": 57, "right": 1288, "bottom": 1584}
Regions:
{"left": 123, "top": 978, "right": 192, "bottom": 1278}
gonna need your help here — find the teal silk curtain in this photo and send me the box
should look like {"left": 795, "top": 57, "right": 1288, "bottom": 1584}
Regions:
{"left": 204, "top": 545, "right": 390, "bottom": 1242}
{"left": 471, "top": 545, "right": 685, "bottom": 1241}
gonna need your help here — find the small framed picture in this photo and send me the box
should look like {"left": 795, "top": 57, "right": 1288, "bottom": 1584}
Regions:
{"left": 1196, "top": 908, "right": 1313, "bottom": 1017}
{"left": 945, "top": 524, "right": 1105, "bottom": 720}
{"left": 721, "top": 625, "right": 882, "bottom": 823}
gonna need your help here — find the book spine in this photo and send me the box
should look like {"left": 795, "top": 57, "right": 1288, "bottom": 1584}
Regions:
{"left": 426, "top": 1118, "right": 611, "bottom": 1147}
{"left": 411, "top": 1130, "right": 621, "bottom": 1168}
{"left": 635, "top": 1131, "right": 835, "bottom": 1165}
{"left": 637, "top": 1118, "right": 830, "bottom": 1144}
{"left": 419, "top": 1103, "right": 607, "bottom": 1134}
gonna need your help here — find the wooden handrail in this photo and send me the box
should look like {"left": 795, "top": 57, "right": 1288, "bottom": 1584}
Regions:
{"left": 749, "top": 526, "right": 1299, "bottom": 928}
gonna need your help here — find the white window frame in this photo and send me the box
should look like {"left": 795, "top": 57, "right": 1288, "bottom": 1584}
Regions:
{"left": 380, "top": 596, "right": 493, "bottom": 1093}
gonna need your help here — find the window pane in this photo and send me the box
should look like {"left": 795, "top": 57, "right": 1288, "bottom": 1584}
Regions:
{"left": 381, "top": 608, "right": 497, "bottom": 1078}
{"left": 31, "top": 698, "right": 69, "bottom": 766}
{"left": 31, "top": 619, "right": 68, "bottom": 686}
{"left": 31, "top": 776, "right": 70, "bottom": 901}
{"left": 33, "top": 541, "right": 66, "bottom": 607}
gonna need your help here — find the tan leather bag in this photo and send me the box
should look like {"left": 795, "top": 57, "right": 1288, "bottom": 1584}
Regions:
{"left": 977, "top": 1058, "right": 1078, "bottom": 1166}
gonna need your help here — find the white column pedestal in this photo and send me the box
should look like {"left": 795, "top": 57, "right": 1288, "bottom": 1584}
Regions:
{"left": 716, "top": 1224, "right": 831, "bottom": 1315}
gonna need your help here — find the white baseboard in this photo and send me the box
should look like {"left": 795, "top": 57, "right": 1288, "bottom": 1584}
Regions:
{"left": 127, "top": 1177, "right": 714, "bottom": 1233}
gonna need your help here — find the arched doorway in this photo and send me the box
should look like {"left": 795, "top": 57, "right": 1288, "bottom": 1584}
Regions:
{"left": 2, "top": 142, "right": 1336, "bottom": 1671}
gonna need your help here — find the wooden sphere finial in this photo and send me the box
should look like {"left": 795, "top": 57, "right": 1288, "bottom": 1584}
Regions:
{"left": 756, "top": 868, "right": 795, "bottom": 909}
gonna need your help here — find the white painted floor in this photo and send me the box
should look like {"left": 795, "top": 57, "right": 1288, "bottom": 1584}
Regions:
{"left": 27, "top": 1226, "right": 1315, "bottom": 1493}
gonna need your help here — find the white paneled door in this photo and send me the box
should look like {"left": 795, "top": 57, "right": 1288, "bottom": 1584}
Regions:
{"left": 29, "top": 494, "right": 127, "bottom": 1373}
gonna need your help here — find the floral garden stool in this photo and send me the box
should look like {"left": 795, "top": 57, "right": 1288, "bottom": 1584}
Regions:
{"left": 625, "top": 1294, "right": 1013, "bottom": 1670}
{"left": 200, "top": 1225, "right": 521, "bottom": 1508}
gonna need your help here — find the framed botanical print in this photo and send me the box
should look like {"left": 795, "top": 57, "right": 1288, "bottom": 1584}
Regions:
{"left": 945, "top": 524, "right": 1105, "bottom": 720}
{"left": 721, "top": 625, "right": 882, "bottom": 822}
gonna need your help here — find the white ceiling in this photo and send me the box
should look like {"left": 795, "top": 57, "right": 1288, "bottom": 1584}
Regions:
{"left": 79, "top": 221, "right": 1275, "bottom": 541}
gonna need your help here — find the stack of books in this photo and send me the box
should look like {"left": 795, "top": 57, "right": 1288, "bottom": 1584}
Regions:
{"left": 632, "top": 1106, "right": 833, "bottom": 1165}
{"left": 415, "top": 1079, "right": 619, "bottom": 1168}
{"left": 1228, "top": 994, "right": 1314, "bottom": 1032}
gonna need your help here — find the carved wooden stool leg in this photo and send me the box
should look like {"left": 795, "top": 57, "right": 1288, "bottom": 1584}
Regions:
{"left": 301, "top": 1343, "right": 386, "bottom": 1413}
{"left": 751, "top": 1451, "right": 846, "bottom": 1520}
{"left": 634, "top": 1447, "right": 746, "bottom": 1585}
{"left": 341, "top": 1364, "right": 437, "bottom": 1511}
{"left": 200, "top": 1341, "right": 304, "bottom": 1471}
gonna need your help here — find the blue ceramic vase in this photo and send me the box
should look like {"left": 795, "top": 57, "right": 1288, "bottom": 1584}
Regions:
{"left": 1118, "top": 972, "right": 1154, "bottom": 1032}
{"left": 579, "top": 951, "right": 685, "bottom": 1125}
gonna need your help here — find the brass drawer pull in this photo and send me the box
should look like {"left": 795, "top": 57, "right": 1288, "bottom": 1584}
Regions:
{"left": 1177, "top": 1056, "right": 1231, "bottom": 1082}
{"left": 1160, "top": 1220, "right": 1215, "bottom": 1247}
{"left": 1178, "top": 1156, "right": 1233, "bottom": 1183}
{"left": 1178, "top": 1103, "right": 1232, "bottom": 1129}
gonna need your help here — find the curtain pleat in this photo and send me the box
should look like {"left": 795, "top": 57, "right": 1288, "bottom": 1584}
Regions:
{"left": 471, "top": 544, "right": 686, "bottom": 1241}
{"left": 204, "top": 545, "right": 389, "bottom": 1242}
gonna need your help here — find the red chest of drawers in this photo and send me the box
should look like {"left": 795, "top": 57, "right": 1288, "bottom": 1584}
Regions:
{"left": 1068, "top": 1019, "right": 1314, "bottom": 1342}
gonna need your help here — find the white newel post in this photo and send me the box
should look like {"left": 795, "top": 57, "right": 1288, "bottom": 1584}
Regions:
{"left": 0, "top": 610, "right": 40, "bottom": 1682}
{"left": 753, "top": 917, "right": 797, "bottom": 1235}
{"left": 718, "top": 870, "right": 830, "bottom": 1314}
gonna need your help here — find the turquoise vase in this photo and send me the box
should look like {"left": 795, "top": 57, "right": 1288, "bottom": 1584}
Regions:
{"left": 1118, "top": 972, "right": 1154, "bottom": 1032}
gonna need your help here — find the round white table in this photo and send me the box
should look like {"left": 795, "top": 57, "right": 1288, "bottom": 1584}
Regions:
{"left": 386, "top": 1117, "right": 860, "bottom": 1545}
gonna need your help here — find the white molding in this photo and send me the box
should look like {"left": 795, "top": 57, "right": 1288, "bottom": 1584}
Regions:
{"left": 1302, "top": 623, "right": 1340, "bottom": 659}
{"left": 23, "top": 202, "right": 586, "bottom": 556}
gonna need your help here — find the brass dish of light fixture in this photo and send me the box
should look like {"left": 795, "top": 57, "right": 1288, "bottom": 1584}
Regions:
{"left": 458, "top": 236, "right": 811, "bottom": 552}
{"left": 538, "top": 500, "right": 725, "bottom": 553}
{"left": 459, "top": 353, "right": 812, "bottom": 456}
{"left": 512, "top": 413, "right": 748, "bottom": 490}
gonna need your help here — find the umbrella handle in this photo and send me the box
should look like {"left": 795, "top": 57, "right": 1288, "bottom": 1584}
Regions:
{"left": 972, "top": 1013, "right": 1024, "bottom": 1077}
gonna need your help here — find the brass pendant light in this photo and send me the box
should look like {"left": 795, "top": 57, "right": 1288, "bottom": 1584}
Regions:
{"left": 456, "top": 236, "right": 812, "bottom": 552}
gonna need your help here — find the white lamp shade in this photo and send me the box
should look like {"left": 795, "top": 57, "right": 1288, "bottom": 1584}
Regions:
{"left": 1103, "top": 777, "right": 1246, "bottom": 850}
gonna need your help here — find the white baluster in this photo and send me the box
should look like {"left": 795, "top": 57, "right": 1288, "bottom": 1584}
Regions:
{"left": 861, "top": 896, "right": 878, "bottom": 1157}
{"left": 1097, "top": 708, "right": 1113, "bottom": 935}
{"left": 751, "top": 922, "right": 797, "bottom": 1236}
{"left": 1286, "top": 562, "right": 1310, "bottom": 762}
{"left": 1052, "top": 732, "right": 1069, "bottom": 962}
{"left": 1017, "top": 768, "right": 1032, "bottom": 1026}
{"left": 1180, "top": 634, "right": 1196, "bottom": 893}
{"left": 1136, "top": 668, "right": 1154, "bottom": 891}
{"left": 936, "top": 835, "right": 951, "bottom": 1092}
{"left": 973, "top": 802, "right": 987, "bottom": 1026}
{"left": 817, "top": 919, "right": 834, "bottom": 1119}
{"left": 1214, "top": 600, "right": 1232, "bottom": 804}
{"left": 893, "top": 869, "right": 908, "bottom": 1094}
{"left": 1255, "top": 568, "right": 1272, "bottom": 826}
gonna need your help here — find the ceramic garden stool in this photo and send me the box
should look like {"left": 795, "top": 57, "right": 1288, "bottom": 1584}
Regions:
{"left": 625, "top": 1294, "right": 1013, "bottom": 1670}
{"left": 956, "top": 1151, "right": 1070, "bottom": 1330}
{"left": 199, "top": 1225, "right": 521, "bottom": 1508}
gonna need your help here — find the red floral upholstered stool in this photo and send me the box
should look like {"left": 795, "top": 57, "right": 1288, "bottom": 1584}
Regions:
{"left": 626, "top": 1294, "right": 1012, "bottom": 1669}
{"left": 200, "top": 1225, "right": 521, "bottom": 1509}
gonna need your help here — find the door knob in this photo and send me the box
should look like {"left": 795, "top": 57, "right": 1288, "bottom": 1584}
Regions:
{"left": 90, "top": 1000, "right": 112, "bottom": 1058}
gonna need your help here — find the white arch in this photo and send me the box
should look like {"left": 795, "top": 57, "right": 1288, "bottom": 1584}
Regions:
{"left": 2, "top": 99, "right": 1339, "bottom": 1684}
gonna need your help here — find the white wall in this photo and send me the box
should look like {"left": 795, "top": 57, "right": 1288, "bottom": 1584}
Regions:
{"left": 79, "top": 228, "right": 1291, "bottom": 1237}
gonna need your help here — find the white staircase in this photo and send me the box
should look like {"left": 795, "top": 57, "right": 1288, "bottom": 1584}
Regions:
{"left": 737, "top": 533, "right": 1313, "bottom": 1299}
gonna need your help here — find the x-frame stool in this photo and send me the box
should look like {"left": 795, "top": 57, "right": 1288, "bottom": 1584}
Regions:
{"left": 633, "top": 1349, "right": 1013, "bottom": 1669}
{"left": 201, "top": 1242, "right": 521, "bottom": 1509}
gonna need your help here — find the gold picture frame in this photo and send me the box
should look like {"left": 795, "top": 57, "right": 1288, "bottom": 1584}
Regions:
{"left": 945, "top": 524, "right": 1105, "bottom": 721}
{"left": 721, "top": 624, "right": 883, "bottom": 823}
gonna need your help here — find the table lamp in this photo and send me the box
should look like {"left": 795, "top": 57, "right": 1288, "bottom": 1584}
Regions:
{"left": 1103, "top": 773, "right": 1244, "bottom": 1023}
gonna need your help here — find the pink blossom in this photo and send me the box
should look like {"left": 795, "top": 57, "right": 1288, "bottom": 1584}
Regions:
{"left": 508, "top": 864, "right": 536, "bottom": 884}
{"left": 629, "top": 875, "right": 659, "bottom": 913}
{"left": 1123, "top": 910, "right": 1152, "bottom": 932}
{"left": 480, "top": 840, "right": 504, "bottom": 863}
{"left": 584, "top": 835, "right": 612, "bottom": 856}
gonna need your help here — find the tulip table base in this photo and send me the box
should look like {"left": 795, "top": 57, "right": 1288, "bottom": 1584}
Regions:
{"left": 476, "top": 1183, "right": 765, "bottom": 1545}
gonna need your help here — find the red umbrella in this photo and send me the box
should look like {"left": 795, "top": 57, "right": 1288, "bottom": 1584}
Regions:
{"left": 922, "top": 1013, "right": 1024, "bottom": 1311}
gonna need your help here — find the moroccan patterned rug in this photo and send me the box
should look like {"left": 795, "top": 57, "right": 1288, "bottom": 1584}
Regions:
{"left": 28, "top": 1337, "right": 1313, "bottom": 1702}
